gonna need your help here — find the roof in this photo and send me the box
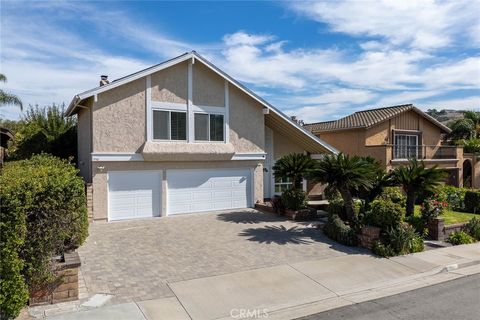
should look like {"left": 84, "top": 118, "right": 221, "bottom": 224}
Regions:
{"left": 66, "top": 51, "right": 338, "bottom": 154}
{"left": 304, "top": 104, "right": 451, "bottom": 134}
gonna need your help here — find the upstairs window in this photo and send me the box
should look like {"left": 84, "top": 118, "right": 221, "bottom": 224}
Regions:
{"left": 194, "top": 113, "right": 224, "bottom": 142}
{"left": 153, "top": 110, "right": 186, "bottom": 140}
{"left": 394, "top": 134, "right": 418, "bottom": 159}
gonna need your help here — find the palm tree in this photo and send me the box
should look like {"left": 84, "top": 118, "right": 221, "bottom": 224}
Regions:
{"left": 273, "top": 153, "right": 316, "bottom": 190}
{"left": 0, "top": 73, "right": 22, "bottom": 110}
{"left": 392, "top": 158, "right": 446, "bottom": 217}
{"left": 449, "top": 118, "right": 475, "bottom": 140}
{"left": 464, "top": 111, "right": 480, "bottom": 138}
{"left": 309, "top": 153, "right": 377, "bottom": 222}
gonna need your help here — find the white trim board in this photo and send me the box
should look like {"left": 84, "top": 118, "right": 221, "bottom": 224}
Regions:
{"left": 232, "top": 153, "right": 266, "bottom": 160}
{"left": 92, "top": 153, "right": 144, "bottom": 162}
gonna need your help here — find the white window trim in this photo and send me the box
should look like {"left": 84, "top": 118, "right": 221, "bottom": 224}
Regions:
{"left": 193, "top": 112, "right": 226, "bottom": 143}
{"left": 274, "top": 177, "right": 293, "bottom": 195}
{"left": 152, "top": 109, "right": 188, "bottom": 142}
{"left": 394, "top": 133, "right": 419, "bottom": 159}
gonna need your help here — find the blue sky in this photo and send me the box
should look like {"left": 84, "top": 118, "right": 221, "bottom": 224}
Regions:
{"left": 1, "top": 0, "right": 479, "bottom": 122}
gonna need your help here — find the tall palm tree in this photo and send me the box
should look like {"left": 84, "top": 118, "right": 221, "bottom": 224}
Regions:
{"left": 0, "top": 73, "right": 22, "bottom": 110}
{"left": 392, "top": 158, "right": 446, "bottom": 217}
{"left": 309, "top": 153, "right": 377, "bottom": 221}
{"left": 273, "top": 153, "right": 316, "bottom": 190}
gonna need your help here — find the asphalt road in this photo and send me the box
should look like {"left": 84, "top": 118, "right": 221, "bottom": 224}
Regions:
{"left": 298, "top": 274, "right": 480, "bottom": 320}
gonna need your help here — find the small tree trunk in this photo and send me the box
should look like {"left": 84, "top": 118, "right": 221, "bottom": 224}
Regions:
{"left": 339, "top": 187, "right": 355, "bottom": 222}
{"left": 291, "top": 177, "right": 297, "bottom": 190}
{"left": 406, "top": 189, "right": 416, "bottom": 217}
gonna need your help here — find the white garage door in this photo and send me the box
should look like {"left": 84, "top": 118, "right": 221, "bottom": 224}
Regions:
{"left": 167, "top": 168, "right": 252, "bottom": 215}
{"left": 108, "top": 171, "right": 162, "bottom": 221}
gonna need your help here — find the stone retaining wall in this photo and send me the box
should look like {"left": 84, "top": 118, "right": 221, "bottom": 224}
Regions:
{"left": 358, "top": 226, "right": 381, "bottom": 249}
{"left": 427, "top": 218, "right": 467, "bottom": 241}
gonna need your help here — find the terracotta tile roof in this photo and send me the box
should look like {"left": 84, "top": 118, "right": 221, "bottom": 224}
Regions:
{"left": 304, "top": 104, "right": 451, "bottom": 133}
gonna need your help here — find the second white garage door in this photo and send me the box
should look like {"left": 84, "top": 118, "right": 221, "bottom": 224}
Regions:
{"left": 167, "top": 168, "right": 252, "bottom": 215}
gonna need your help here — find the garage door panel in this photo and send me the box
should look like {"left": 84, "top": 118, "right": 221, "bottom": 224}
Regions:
{"left": 108, "top": 171, "right": 161, "bottom": 220}
{"left": 167, "top": 168, "right": 252, "bottom": 215}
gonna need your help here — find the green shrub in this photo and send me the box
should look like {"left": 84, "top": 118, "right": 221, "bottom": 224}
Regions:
{"left": 1, "top": 154, "right": 88, "bottom": 292}
{"left": 447, "top": 231, "right": 475, "bottom": 245}
{"left": 0, "top": 179, "right": 29, "bottom": 319}
{"left": 323, "top": 214, "right": 357, "bottom": 246}
{"left": 327, "top": 198, "right": 344, "bottom": 217}
{"left": 439, "top": 185, "right": 467, "bottom": 211}
{"left": 464, "top": 190, "right": 480, "bottom": 213}
{"left": 387, "top": 224, "right": 424, "bottom": 255}
{"left": 377, "top": 187, "right": 406, "bottom": 207}
{"left": 372, "top": 241, "right": 396, "bottom": 257}
{"left": 281, "top": 189, "right": 308, "bottom": 211}
{"left": 364, "top": 199, "right": 404, "bottom": 230}
{"left": 420, "top": 197, "right": 448, "bottom": 221}
{"left": 465, "top": 217, "right": 480, "bottom": 241}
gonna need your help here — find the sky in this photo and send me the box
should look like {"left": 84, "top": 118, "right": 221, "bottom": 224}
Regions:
{"left": 1, "top": 0, "right": 479, "bottom": 122}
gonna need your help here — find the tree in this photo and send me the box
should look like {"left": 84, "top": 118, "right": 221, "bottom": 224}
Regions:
{"left": 0, "top": 73, "right": 22, "bottom": 110}
{"left": 357, "top": 157, "right": 393, "bottom": 204}
{"left": 309, "top": 153, "right": 377, "bottom": 222}
{"left": 464, "top": 111, "right": 480, "bottom": 138}
{"left": 273, "top": 153, "right": 316, "bottom": 190}
{"left": 391, "top": 158, "right": 446, "bottom": 217}
{"left": 449, "top": 118, "right": 475, "bottom": 140}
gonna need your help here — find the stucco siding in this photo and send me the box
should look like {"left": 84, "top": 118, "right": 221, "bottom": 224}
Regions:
{"left": 228, "top": 86, "right": 264, "bottom": 153}
{"left": 317, "top": 129, "right": 365, "bottom": 156}
{"left": 92, "top": 161, "right": 263, "bottom": 220}
{"left": 77, "top": 105, "right": 92, "bottom": 182}
{"left": 151, "top": 62, "right": 188, "bottom": 103}
{"left": 419, "top": 117, "right": 442, "bottom": 146}
{"left": 366, "top": 122, "right": 389, "bottom": 145}
{"left": 272, "top": 127, "right": 304, "bottom": 160}
{"left": 392, "top": 110, "right": 419, "bottom": 131}
{"left": 193, "top": 62, "right": 225, "bottom": 107}
{"left": 93, "top": 78, "right": 146, "bottom": 153}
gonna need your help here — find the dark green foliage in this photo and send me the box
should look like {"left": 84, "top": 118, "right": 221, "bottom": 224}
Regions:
{"left": 465, "top": 217, "right": 480, "bottom": 241}
{"left": 6, "top": 104, "right": 77, "bottom": 162}
{"left": 391, "top": 158, "right": 447, "bottom": 216}
{"left": 310, "top": 153, "right": 378, "bottom": 222}
{"left": 281, "top": 189, "right": 308, "bottom": 211}
{"left": 463, "top": 138, "right": 480, "bottom": 154}
{"left": 439, "top": 185, "right": 467, "bottom": 211}
{"left": 464, "top": 217, "right": 480, "bottom": 241}
{"left": 327, "top": 198, "right": 345, "bottom": 217}
{"left": 364, "top": 199, "right": 404, "bottom": 230}
{"left": 373, "top": 224, "right": 424, "bottom": 257}
{"left": 0, "top": 179, "right": 29, "bottom": 319}
{"left": 1, "top": 155, "right": 88, "bottom": 293}
{"left": 449, "top": 118, "right": 476, "bottom": 140}
{"left": 464, "top": 190, "right": 480, "bottom": 213}
{"left": 273, "top": 153, "right": 316, "bottom": 190}
{"left": 323, "top": 215, "right": 357, "bottom": 246}
{"left": 377, "top": 187, "right": 406, "bottom": 207}
{"left": 447, "top": 231, "right": 475, "bottom": 245}
{"left": 372, "top": 241, "right": 396, "bottom": 257}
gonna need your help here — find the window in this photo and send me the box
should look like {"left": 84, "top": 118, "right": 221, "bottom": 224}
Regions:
{"left": 153, "top": 110, "right": 186, "bottom": 140}
{"left": 394, "top": 134, "right": 418, "bottom": 159}
{"left": 194, "top": 113, "right": 224, "bottom": 142}
{"left": 274, "top": 177, "right": 292, "bottom": 194}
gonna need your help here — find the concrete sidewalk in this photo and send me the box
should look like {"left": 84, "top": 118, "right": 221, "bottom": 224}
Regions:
{"left": 47, "top": 243, "right": 480, "bottom": 320}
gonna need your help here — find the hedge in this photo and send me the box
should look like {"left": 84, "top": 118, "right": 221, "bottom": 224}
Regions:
{"left": 323, "top": 214, "right": 357, "bottom": 246}
{"left": 0, "top": 154, "right": 88, "bottom": 318}
{"left": 464, "top": 190, "right": 480, "bottom": 214}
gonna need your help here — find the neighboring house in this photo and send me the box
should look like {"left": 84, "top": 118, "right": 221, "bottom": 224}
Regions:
{"left": 0, "top": 127, "right": 14, "bottom": 168}
{"left": 304, "top": 105, "right": 469, "bottom": 187}
{"left": 66, "top": 51, "right": 336, "bottom": 221}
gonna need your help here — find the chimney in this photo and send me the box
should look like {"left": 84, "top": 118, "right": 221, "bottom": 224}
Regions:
{"left": 100, "top": 75, "right": 109, "bottom": 86}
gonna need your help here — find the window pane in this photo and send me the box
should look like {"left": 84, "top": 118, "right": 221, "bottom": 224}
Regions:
{"left": 171, "top": 112, "right": 186, "bottom": 140}
{"left": 153, "top": 110, "right": 169, "bottom": 139}
{"left": 209, "top": 114, "right": 224, "bottom": 141}
{"left": 194, "top": 113, "right": 208, "bottom": 141}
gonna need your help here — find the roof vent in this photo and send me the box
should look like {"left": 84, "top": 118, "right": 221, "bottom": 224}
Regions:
{"left": 100, "top": 75, "right": 109, "bottom": 86}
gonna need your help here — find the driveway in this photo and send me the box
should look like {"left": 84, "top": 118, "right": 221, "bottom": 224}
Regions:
{"left": 78, "top": 209, "right": 361, "bottom": 305}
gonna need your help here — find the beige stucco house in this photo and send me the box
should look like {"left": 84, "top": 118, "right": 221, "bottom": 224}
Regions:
{"left": 305, "top": 105, "right": 472, "bottom": 187}
{"left": 66, "top": 51, "right": 336, "bottom": 221}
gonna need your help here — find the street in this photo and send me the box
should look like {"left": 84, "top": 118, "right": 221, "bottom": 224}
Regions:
{"left": 298, "top": 273, "right": 480, "bottom": 320}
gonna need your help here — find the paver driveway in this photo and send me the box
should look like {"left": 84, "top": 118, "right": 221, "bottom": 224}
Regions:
{"left": 78, "top": 209, "right": 362, "bottom": 305}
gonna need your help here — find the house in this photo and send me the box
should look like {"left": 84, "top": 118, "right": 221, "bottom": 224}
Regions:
{"left": 66, "top": 51, "right": 336, "bottom": 221}
{"left": 304, "top": 105, "right": 468, "bottom": 187}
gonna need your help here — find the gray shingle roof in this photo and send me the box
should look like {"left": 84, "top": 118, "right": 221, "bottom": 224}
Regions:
{"left": 304, "top": 104, "right": 451, "bottom": 133}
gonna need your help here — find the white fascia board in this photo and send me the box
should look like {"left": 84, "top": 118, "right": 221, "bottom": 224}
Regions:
{"left": 92, "top": 153, "right": 144, "bottom": 162}
{"left": 232, "top": 153, "right": 267, "bottom": 160}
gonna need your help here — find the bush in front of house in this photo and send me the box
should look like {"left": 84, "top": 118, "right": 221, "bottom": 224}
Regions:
{"left": 1, "top": 154, "right": 88, "bottom": 296}
{"left": 364, "top": 199, "right": 404, "bottom": 230}
{"left": 323, "top": 215, "right": 357, "bottom": 246}
{"left": 447, "top": 231, "right": 475, "bottom": 245}
{"left": 420, "top": 197, "right": 448, "bottom": 222}
{"left": 0, "top": 183, "right": 29, "bottom": 319}
{"left": 465, "top": 217, "right": 480, "bottom": 241}
{"left": 281, "top": 189, "right": 308, "bottom": 211}
{"left": 464, "top": 190, "right": 480, "bottom": 214}
{"left": 377, "top": 187, "right": 406, "bottom": 207}
{"left": 373, "top": 224, "right": 424, "bottom": 257}
{"left": 439, "top": 185, "right": 467, "bottom": 212}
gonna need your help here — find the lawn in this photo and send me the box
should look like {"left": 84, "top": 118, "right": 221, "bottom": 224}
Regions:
{"left": 414, "top": 206, "right": 478, "bottom": 225}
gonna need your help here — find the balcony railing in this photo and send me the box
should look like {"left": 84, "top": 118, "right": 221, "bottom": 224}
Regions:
{"left": 392, "top": 145, "right": 458, "bottom": 160}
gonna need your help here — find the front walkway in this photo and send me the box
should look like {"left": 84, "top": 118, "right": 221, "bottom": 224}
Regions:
{"left": 77, "top": 209, "right": 360, "bottom": 306}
